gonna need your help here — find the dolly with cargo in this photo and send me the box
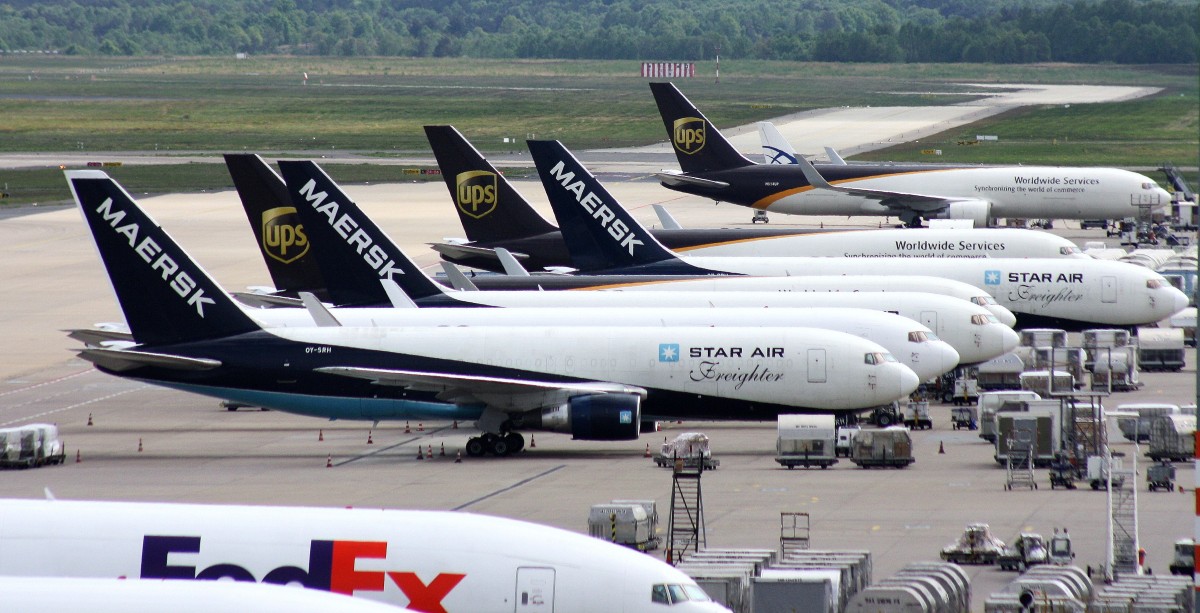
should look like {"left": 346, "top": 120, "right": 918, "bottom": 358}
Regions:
{"left": 0, "top": 424, "right": 65, "bottom": 469}
{"left": 997, "top": 533, "right": 1049, "bottom": 572}
{"left": 1146, "top": 460, "right": 1176, "bottom": 491}
{"left": 849, "top": 427, "right": 914, "bottom": 469}
{"left": 655, "top": 433, "right": 719, "bottom": 470}
{"left": 940, "top": 523, "right": 1005, "bottom": 565}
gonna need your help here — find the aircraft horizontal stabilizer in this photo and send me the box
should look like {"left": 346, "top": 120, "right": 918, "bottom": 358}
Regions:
{"left": 428, "top": 242, "right": 532, "bottom": 262}
{"left": 315, "top": 366, "right": 646, "bottom": 411}
{"left": 654, "top": 172, "right": 729, "bottom": 189}
{"left": 64, "top": 328, "right": 134, "bottom": 346}
{"left": 231, "top": 292, "right": 304, "bottom": 309}
{"left": 77, "top": 348, "right": 222, "bottom": 372}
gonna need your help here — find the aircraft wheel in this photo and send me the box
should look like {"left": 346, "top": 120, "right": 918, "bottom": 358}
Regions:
{"left": 465, "top": 437, "right": 486, "bottom": 457}
{"left": 504, "top": 432, "right": 525, "bottom": 453}
{"left": 488, "top": 436, "right": 511, "bottom": 457}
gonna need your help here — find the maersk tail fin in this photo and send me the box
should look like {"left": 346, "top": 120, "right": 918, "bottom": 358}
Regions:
{"left": 67, "top": 171, "right": 260, "bottom": 347}
{"left": 527, "top": 140, "right": 706, "bottom": 274}
{"left": 424, "top": 125, "right": 557, "bottom": 242}
{"left": 648, "top": 82, "right": 755, "bottom": 174}
{"left": 276, "top": 161, "right": 451, "bottom": 307}
{"left": 224, "top": 153, "right": 328, "bottom": 299}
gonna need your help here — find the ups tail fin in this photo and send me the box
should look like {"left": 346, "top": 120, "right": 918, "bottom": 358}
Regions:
{"left": 424, "top": 125, "right": 557, "bottom": 242}
{"left": 527, "top": 140, "right": 686, "bottom": 272}
{"left": 67, "top": 171, "right": 260, "bottom": 346}
{"left": 276, "top": 161, "right": 450, "bottom": 306}
{"left": 649, "top": 82, "right": 754, "bottom": 174}
{"left": 223, "top": 153, "right": 328, "bottom": 299}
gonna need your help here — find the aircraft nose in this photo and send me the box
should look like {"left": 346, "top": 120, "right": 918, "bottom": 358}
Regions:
{"left": 999, "top": 325, "right": 1020, "bottom": 353}
{"left": 897, "top": 364, "right": 920, "bottom": 397}
{"left": 932, "top": 341, "right": 961, "bottom": 379}
{"left": 990, "top": 305, "right": 1017, "bottom": 327}
{"left": 1168, "top": 285, "right": 1190, "bottom": 316}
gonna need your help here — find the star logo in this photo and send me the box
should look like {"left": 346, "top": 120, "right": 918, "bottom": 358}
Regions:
{"left": 659, "top": 343, "right": 680, "bottom": 362}
{"left": 984, "top": 270, "right": 1002, "bottom": 286}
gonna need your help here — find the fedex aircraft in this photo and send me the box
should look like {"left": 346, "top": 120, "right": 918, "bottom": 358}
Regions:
{"left": 650, "top": 82, "right": 1172, "bottom": 227}
{"left": 525, "top": 139, "right": 1189, "bottom": 331}
{"left": 67, "top": 171, "right": 918, "bottom": 456}
{"left": 417, "top": 126, "right": 1083, "bottom": 270}
{"left": 0, "top": 577, "right": 415, "bottom": 613}
{"left": 0, "top": 499, "right": 731, "bottom": 613}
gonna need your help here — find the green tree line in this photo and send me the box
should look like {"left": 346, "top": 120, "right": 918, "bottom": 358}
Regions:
{"left": 0, "top": 0, "right": 1194, "bottom": 63}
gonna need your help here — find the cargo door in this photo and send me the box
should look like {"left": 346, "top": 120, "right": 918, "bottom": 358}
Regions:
{"left": 807, "top": 349, "right": 827, "bottom": 383}
{"left": 515, "top": 567, "right": 555, "bottom": 613}
{"left": 920, "top": 310, "right": 938, "bottom": 332}
{"left": 1101, "top": 276, "right": 1117, "bottom": 303}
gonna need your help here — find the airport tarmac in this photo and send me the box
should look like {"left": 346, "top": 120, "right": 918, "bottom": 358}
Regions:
{"left": 0, "top": 174, "right": 1193, "bottom": 610}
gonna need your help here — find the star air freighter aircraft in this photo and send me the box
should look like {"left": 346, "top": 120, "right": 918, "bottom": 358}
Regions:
{"left": 525, "top": 140, "right": 1189, "bottom": 332}
{"left": 70, "top": 170, "right": 957, "bottom": 386}
{"left": 220, "top": 153, "right": 1017, "bottom": 326}
{"left": 0, "top": 499, "right": 732, "bottom": 613}
{"left": 67, "top": 170, "right": 919, "bottom": 457}
{"left": 416, "top": 126, "right": 1084, "bottom": 271}
{"left": 650, "top": 82, "right": 1172, "bottom": 228}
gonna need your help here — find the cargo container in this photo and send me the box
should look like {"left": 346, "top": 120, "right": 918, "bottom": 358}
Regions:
{"left": 1019, "top": 370, "right": 1075, "bottom": 396}
{"left": 0, "top": 424, "right": 65, "bottom": 469}
{"left": 610, "top": 499, "right": 660, "bottom": 550}
{"left": 994, "top": 401, "right": 1062, "bottom": 467}
{"left": 775, "top": 414, "right": 838, "bottom": 469}
{"left": 752, "top": 572, "right": 835, "bottom": 613}
{"left": 850, "top": 427, "right": 914, "bottom": 469}
{"left": 1114, "top": 403, "right": 1179, "bottom": 442}
{"left": 978, "top": 391, "right": 1042, "bottom": 443}
{"left": 1147, "top": 414, "right": 1196, "bottom": 462}
{"left": 586, "top": 503, "right": 653, "bottom": 551}
{"left": 1136, "top": 327, "right": 1186, "bottom": 371}
{"left": 976, "top": 353, "right": 1025, "bottom": 391}
{"left": 903, "top": 402, "right": 933, "bottom": 430}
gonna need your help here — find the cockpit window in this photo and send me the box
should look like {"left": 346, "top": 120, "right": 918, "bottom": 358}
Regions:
{"left": 926, "top": 332, "right": 941, "bottom": 341}
{"left": 970, "top": 295, "right": 999, "bottom": 306}
{"left": 882, "top": 352, "right": 898, "bottom": 362}
{"left": 1147, "top": 279, "right": 1162, "bottom": 289}
{"left": 1142, "top": 182, "right": 1155, "bottom": 190}
{"left": 652, "top": 584, "right": 669, "bottom": 604}
{"left": 970, "top": 314, "right": 999, "bottom": 325}
{"left": 668, "top": 584, "right": 688, "bottom": 602}
{"left": 908, "top": 331, "right": 929, "bottom": 343}
{"left": 1060, "top": 246, "right": 1082, "bottom": 255}
{"left": 865, "top": 352, "right": 896, "bottom": 365}
{"left": 683, "top": 585, "right": 711, "bottom": 601}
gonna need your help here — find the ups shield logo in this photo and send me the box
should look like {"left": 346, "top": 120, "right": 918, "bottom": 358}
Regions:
{"left": 261, "top": 207, "right": 309, "bottom": 264}
{"left": 672, "top": 117, "right": 706, "bottom": 155}
{"left": 456, "top": 171, "right": 498, "bottom": 219}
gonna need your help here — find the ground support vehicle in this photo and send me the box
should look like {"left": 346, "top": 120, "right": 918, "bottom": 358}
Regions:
{"left": 997, "top": 533, "right": 1049, "bottom": 572}
{"left": 950, "top": 407, "right": 977, "bottom": 430}
{"left": 940, "top": 523, "right": 1005, "bottom": 565}
{"left": 1147, "top": 461, "right": 1176, "bottom": 492}
{"left": 1169, "top": 539, "right": 1194, "bottom": 575}
{"left": 776, "top": 415, "right": 838, "bottom": 469}
{"left": 902, "top": 402, "right": 932, "bottom": 430}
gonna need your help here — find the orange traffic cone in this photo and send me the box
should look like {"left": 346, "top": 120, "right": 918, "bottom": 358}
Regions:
{"left": 440, "top": 443, "right": 446, "bottom": 457}
{"left": 416, "top": 447, "right": 424, "bottom": 460}
{"left": 938, "top": 441, "right": 945, "bottom": 454}
{"left": 644, "top": 443, "right": 652, "bottom": 458}
{"left": 326, "top": 455, "right": 332, "bottom": 468}
{"left": 426, "top": 444, "right": 433, "bottom": 459}
{"left": 137, "top": 438, "right": 143, "bottom": 453}
{"left": 405, "top": 421, "right": 411, "bottom": 434}
{"left": 452, "top": 420, "right": 458, "bottom": 430}
{"left": 454, "top": 451, "right": 462, "bottom": 463}
{"left": 530, "top": 435, "right": 536, "bottom": 448}
{"left": 367, "top": 430, "right": 374, "bottom": 445}
{"left": 75, "top": 450, "right": 81, "bottom": 463}
{"left": 87, "top": 413, "right": 93, "bottom": 426}
{"left": 318, "top": 429, "right": 324, "bottom": 442}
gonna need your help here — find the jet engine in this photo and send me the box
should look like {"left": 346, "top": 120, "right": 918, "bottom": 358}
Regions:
{"left": 936, "top": 200, "right": 992, "bottom": 228}
{"left": 521, "top": 393, "right": 642, "bottom": 441}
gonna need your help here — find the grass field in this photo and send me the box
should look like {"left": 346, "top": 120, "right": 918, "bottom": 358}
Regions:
{"left": 0, "top": 56, "right": 1195, "bottom": 205}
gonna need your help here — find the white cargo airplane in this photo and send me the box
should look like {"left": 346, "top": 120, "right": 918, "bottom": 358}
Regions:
{"left": 526, "top": 140, "right": 1189, "bottom": 331}
{"left": 0, "top": 577, "right": 416, "bottom": 613}
{"left": 652, "top": 82, "right": 1172, "bottom": 228}
{"left": 67, "top": 171, "right": 919, "bottom": 457}
{"left": 0, "top": 499, "right": 731, "bottom": 613}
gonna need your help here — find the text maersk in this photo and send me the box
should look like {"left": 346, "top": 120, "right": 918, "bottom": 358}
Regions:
{"left": 547, "top": 160, "right": 644, "bottom": 256}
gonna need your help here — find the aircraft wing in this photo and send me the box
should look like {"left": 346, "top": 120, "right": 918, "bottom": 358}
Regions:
{"left": 316, "top": 366, "right": 646, "bottom": 411}
{"left": 76, "top": 348, "right": 222, "bottom": 372}
{"left": 655, "top": 170, "right": 730, "bottom": 189}
{"left": 796, "top": 154, "right": 963, "bottom": 213}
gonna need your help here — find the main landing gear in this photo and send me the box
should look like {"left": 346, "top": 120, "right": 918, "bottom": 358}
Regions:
{"left": 465, "top": 432, "right": 526, "bottom": 457}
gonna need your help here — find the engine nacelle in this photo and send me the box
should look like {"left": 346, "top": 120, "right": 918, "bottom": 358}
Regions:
{"left": 520, "top": 393, "right": 642, "bottom": 441}
{"left": 936, "top": 200, "right": 992, "bottom": 228}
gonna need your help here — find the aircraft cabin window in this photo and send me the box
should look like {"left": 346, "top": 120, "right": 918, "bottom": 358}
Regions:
{"left": 652, "top": 584, "right": 670, "bottom": 604}
{"left": 908, "top": 331, "right": 928, "bottom": 343}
